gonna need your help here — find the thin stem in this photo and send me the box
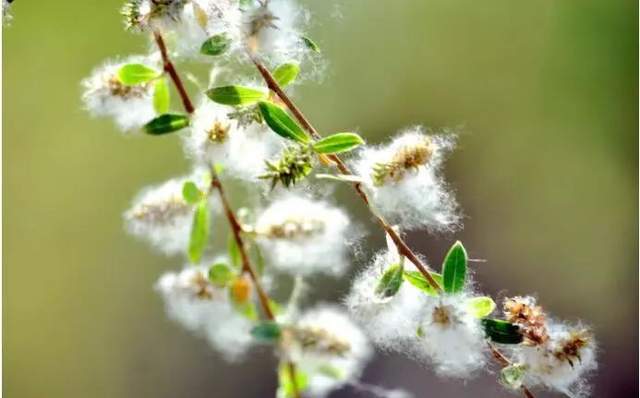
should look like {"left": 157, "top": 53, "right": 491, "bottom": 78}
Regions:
{"left": 211, "top": 175, "right": 275, "bottom": 320}
{"left": 154, "top": 33, "right": 301, "bottom": 398}
{"left": 488, "top": 343, "right": 535, "bottom": 398}
{"left": 153, "top": 31, "right": 195, "bottom": 114}
{"left": 251, "top": 56, "right": 442, "bottom": 293}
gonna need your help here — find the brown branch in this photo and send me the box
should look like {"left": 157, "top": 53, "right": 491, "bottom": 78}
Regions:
{"left": 153, "top": 31, "right": 195, "bottom": 114}
{"left": 154, "top": 34, "right": 301, "bottom": 398}
{"left": 488, "top": 343, "right": 536, "bottom": 398}
{"left": 251, "top": 56, "right": 442, "bottom": 293}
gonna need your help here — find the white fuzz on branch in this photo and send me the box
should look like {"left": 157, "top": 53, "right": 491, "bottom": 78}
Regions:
{"left": 345, "top": 250, "right": 429, "bottom": 352}
{"left": 124, "top": 170, "right": 218, "bottom": 255}
{"left": 283, "top": 305, "right": 372, "bottom": 397}
{"left": 252, "top": 194, "right": 353, "bottom": 277}
{"left": 183, "top": 98, "right": 282, "bottom": 180}
{"left": 81, "top": 56, "right": 158, "bottom": 132}
{"left": 410, "top": 294, "right": 487, "bottom": 377}
{"left": 156, "top": 264, "right": 255, "bottom": 360}
{"left": 353, "top": 127, "right": 460, "bottom": 231}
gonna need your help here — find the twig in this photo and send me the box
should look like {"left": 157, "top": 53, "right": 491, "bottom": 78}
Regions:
{"left": 488, "top": 343, "right": 536, "bottom": 398}
{"left": 154, "top": 31, "right": 301, "bottom": 398}
{"left": 251, "top": 56, "right": 441, "bottom": 293}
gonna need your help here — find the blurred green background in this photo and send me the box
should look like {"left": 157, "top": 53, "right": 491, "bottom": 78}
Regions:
{"left": 3, "top": 1, "right": 637, "bottom": 397}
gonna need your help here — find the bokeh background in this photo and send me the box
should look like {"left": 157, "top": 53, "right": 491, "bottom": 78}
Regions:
{"left": 3, "top": 0, "right": 637, "bottom": 397}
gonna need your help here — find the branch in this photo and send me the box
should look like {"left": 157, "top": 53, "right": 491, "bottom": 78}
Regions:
{"left": 251, "top": 56, "right": 441, "bottom": 293}
{"left": 154, "top": 32, "right": 301, "bottom": 398}
{"left": 488, "top": 343, "right": 536, "bottom": 398}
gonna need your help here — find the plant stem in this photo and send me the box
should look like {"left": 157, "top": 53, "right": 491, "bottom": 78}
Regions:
{"left": 488, "top": 343, "right": 535, "bottom": 398}
{"left": 154, "top": 32, "right": 301, "bottom": 398}
{"left": 254, "top": 54, "right": 534, "bottom": 398}
{"left": 251, "top": 56, "right": 442, "bottom": 293}
{"left": 153, "top": 30, "right": 195, "bottom": 114}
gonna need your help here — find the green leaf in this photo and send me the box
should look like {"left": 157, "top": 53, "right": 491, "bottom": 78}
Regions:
{"left": 312, "top": 132, "right": 364, "bottom": 154}
{"left": 403, "top": 271, "right": 443, "bottom": 296}
{"left": 233, "top": 301, "right": 258, "bottom": 321}
{"left": 208, "top": 263, "right": 234, "bottom": 287}
{"left": 200, "top": 34, "right": 231, "bottom": 56}
{"left": 188, "top": 200, "right": 210, "bottom": 263}
{"left": 144, "top": 113, "right": 190, "bottom": 135}
{"left": 481, "top": 319, "right": 523, "bottom": 344}
{"left": 466, "top": 296, "right": 496, "bottom": 318}
{"left": 317, "top": 365, "right": 343, "bottom": 380}
{"left": 251, "top": 321, "right": 282, "bottom": 342}
{"left": 117, "top": 63, "right": 160, "bottom": 85}
{"left": 499, "top": 364, "right": 527, "bottom": 390}
{"left": 182, "top": 181, "right": 202, "bottom": 204}
{"left": 300, "top": 35, "right": 320, "bottom": 53}
{"left": 227, "top": 234, "right": 241, "bottom": 268}
{"left": 278, "top": 364, "right": 309, "bottom": 398}
{"left": 257, "top": 101, "right": 309, "bottom": 143}
{"left": 442, "top": 241, "right": 468, "bottom": 293}
{"left": 375, "top": 263, "right": 404, "bottom": 299}
{"left": 206, "top": 85, "right": 266, "bottom": 106}
{"left": 153, "top": 77, "right": 170, "bottom": 114}
{"left": 273, "top": 62, "right": 300, "bottom": 87}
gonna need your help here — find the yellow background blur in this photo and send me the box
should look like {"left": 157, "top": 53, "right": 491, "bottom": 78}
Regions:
{"left": 3, "top": 1, "right": 637, "bottom": 397}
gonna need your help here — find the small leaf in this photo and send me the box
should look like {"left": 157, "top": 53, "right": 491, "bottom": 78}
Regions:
{"left": 481, "top": 319, "right": 523, "bottom": 344}
{"left": 499, "top": 364, "right": 527, "bottom": 390}
{"left": 312, "top": 132, "right": 364, "bottom": 154}
{"left": 273, "top": 62, "right": 300, "bottom": 87}
{"left": 200, "top": 34, "right": 231, "bottom": 56}
{"left": 258, "top": 101, "right": 309, "bottom": 143}
{"left": 208, "top": 263, "right": 233, "bottom": 287}
{"left": 375, "top": 263, "right": 404, "bottom": 299}
{"left": 206, "top": 85, "right": 266, "bottom": 106}
{"left": 268, "top": 299, "right": 283, "bottom": 316}
{"left": 300, "top": 35, "right": 320, "bottom": 53}
{"left": 182, "top": 181, "right": 202, "bottom": 204}
{"left": 192, "top": 2, "right": 209, "bottom": 29}
{"left": 403, "top": 271, "right": 443, "bottom": 296}
{"left": 117, "top": 63, "right": 159, "bottom": 85}
{"left": 315, "top": 173, "right": 364, "bottom": 184}
{"left": 227, "top": 234, "right": 241, "bottom": 268}
{"left": 144, "top": 113, "right": 190, "bottom": 135}
{"left": 442, "top": 241, "right": 468, "bottom": 293}
{"left": 188, "top": 200, "right": 210, "bottom": 263}
{"left": 251, "top": 321, "right": 282, "bottom": 342}
{"left": 234, "top": 301, "right": 258, "bottom": 321}
{"left": 278, "top": 364, "right": 309, "bottom": 398}
{"left": 317, "top": 365, "right": 343, "bottom": 380}
{"left": 153, "top": 77, "right": 170, "bottom": 114}
{"left": 466, "top": 296, "right": 496, "bottom": 318}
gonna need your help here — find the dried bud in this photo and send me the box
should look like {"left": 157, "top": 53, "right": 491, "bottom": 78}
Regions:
{"left": 503, "top": 296, "right": 549, "bottom": 345}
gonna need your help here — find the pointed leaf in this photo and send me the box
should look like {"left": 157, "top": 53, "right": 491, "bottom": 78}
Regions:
{"left": 273, "top": 62, "right": 300, "bottom": 87}
{"left": 278, "top": 363, "right": 309, "bottom": 398}
{"left": 481, "top": 319, "right": 523, "bottom": 344}
{"left": 257, "top": 101, "right": 309, "bottom": 143}
{"left": 466, "top": 296, "right": 496, "bottom": 318}
{"left": 117, "top": 63, "right": 160, "bottom": 85}
{"left": 375, "top": 263, "right": 404, "bottom": 299}
{"left": 188, "top": 200, "right": 210, "bottom": 263}
{"left": 144, "top": 113, "right": 190, "bottom": 135}
{"left": 182, "top": 181, "right": 202, "bottom": 204}
{"left": 208, "top": 263, "right": 234, "bottom": 287}
{"left": 300, "top": 35, "right": 320, "bottom": 53}
{"left": 251, "top": 321, "right": 281, "bottom": 342}
{"left": 312, "top": 132, "right": 364, "bottom": 154}
{"left": 227, "top": 234, "right": 241, "bottom": 268}
{"left": 200, "top": 34, "right": 231, "bottom": 56}
{"left": 206, "top": 85, "right": 266, "bottom": 106}
{"left": 442, "top": 241, "right": 468, "bottom": 293}
{"left": 403, "top": 271, "right": 443, "bottom": 296}
{"left": 315, "top": 173, "right": 364, "bottom": 184}
{"left": 153, "top": 77, "right": 170, "bottom": 114}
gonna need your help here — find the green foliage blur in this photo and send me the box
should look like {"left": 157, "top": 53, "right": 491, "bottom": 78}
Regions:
{"left": 3, "top": 0, "right": 637, "bottom": 397}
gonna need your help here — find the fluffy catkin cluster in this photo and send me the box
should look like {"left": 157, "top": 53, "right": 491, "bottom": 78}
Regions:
{"left": 80, "top": 0, "right": 597, "bottom": 396}
{"left": 353, "top": 127, "right": 460, "bottom": 231}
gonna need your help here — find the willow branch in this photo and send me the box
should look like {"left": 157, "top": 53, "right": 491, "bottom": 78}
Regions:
{"left": 153, "top": 31, "right": 195, "bottom": 114}
{"left": 251, "top": 56, "right": 441, "bottom": 293}
{"left": 154, "top": 33, "right": 301, "bottom": 398}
